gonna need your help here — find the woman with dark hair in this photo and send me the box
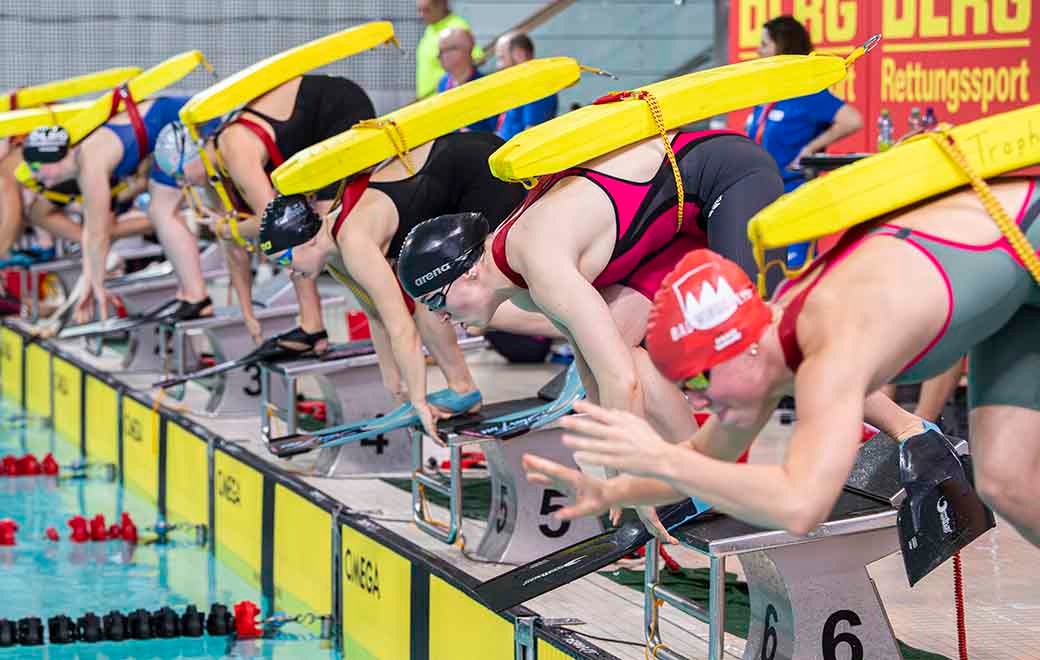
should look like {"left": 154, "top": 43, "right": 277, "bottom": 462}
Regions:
{"left": 746, "top": 15, "right": 863, "bottom": 266}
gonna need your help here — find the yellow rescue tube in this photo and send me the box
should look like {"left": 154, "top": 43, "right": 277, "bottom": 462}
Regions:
{"left": 180, "top": 22, "right": 395, "bottom": 125}
{"left": 0, "top": 67, "right": 141, "bottom": 112}
{"left": 747, "top": 103, "right": 1040, "bottom": 252}
{"left": 489, "top": 52, "right": 863, "bottom": 182}
{"left": 0, "top": 102, "right": 93, "bottom": 138}
{"left": 14, "top": 51, "right": 211, "bottom": 185}
{"left": 272, "top": 57, "right": 589, "bottom": 194}
{"left": 58, "top": 50, "right": 210, "bottom": 145}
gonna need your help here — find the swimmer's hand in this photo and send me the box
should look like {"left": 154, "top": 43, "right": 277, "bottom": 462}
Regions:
{"left": 413, "top": 398, "right": 444, "bottom": 445}
{"left": 522, "top": 453, "right": 611, "bottom": 520}
{"left": 74, "top": 285, "right": 114, "bottom": 324}
{"left": 243, "top": 315, "right": 263, "bottom": 346}
{"left": 636, "top": 505, "right": 678, "bottom": 545}
{"left": 558, "top": 400, "right": 676, "bottom": 479}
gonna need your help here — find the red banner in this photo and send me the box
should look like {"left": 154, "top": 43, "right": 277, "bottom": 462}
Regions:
{"left": 728, "top": 0, "right": 1039, "bottom": 153}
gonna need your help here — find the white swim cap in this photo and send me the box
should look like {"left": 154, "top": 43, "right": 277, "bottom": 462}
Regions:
{"left": 154, "top": 121, "right": 200, "bottom": 178}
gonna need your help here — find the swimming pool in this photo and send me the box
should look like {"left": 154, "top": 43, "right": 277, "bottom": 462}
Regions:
{"left": 0, "top": 399, "right": 337, "bottom": 659}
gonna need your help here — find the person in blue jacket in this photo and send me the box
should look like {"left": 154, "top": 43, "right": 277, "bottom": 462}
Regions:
{"left": 745, "top": 15, "right": 862, "bottom": 267}
{"left": 494, "top": 32, "right": 558, "bottom": 140}
{"left": 436, "top": 28, "right": 498, "bottom": 133}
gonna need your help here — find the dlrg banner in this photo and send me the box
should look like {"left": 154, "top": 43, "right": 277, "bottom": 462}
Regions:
{"left": 728, "top": 1, "right": 1037, "bottom": 153}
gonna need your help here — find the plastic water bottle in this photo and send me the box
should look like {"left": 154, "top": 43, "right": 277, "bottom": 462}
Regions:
{"left": 922, "top": 107, "right": 938, "bottom": 131}
{"left": 877, "top": 110, "right": 894, "bottom": 152}
{"left": 907, "top": 107, "right": 923, "bottom": 133}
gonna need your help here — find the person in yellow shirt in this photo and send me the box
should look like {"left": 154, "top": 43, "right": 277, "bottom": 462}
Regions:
{"left": 415, "top": 0, "right": 482, "bottom": 99}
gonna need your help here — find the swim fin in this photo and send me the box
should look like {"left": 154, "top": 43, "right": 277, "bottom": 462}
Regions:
{"left": 266, "top": 388, "right": 482, "bottom": 458}
{"left": 475, "top": 498, "right": 713, "bottom": 612}
{"left": 56, "top": 297, "right": 182, "bottom": 340}
{"left": 456, "top": 364, "right": 584, "bottom": 439}
{"left": 151, "top": 333, "right": 371, "bottom": 390}
{"left": 896, "top": 429, "right": 995, "bottom": 586}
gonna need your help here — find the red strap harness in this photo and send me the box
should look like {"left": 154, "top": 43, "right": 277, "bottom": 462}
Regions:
{"left": 332, "top": 174, "right": 372, "bottom": 237}
{"left": 109, "top": 85, "right": 148, "bottom": 162}
{"left": 231, "top": 116, "right": 286, "bottom": 167}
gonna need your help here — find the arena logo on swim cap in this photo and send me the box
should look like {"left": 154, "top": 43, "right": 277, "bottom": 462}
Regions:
{"left": 415, "top": 262, "right": 454, "bottom": 287}
{"left": 669, "top": 265, "right": 753, "bottom": 348}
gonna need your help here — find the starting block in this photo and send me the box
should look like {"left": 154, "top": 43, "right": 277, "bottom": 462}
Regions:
{"left": 259, "top": 336, "right": 485, "bottom": 476}
{"left": 411, "top": 369, "right": 602, "bottom": 561}
{"left": 86, "top": 244, "right": 227, "bottom": 371}
{"left": 158, "top": 273, "right": 343, "bottom": 415}
{"left": 642, "top": 434, "right": 971, "bottom": 660}
{"left": 19, "top": 240, "right": 165, "bottom": 322}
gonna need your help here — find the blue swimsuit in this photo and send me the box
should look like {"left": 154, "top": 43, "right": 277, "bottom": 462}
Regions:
{"left": 101, "top": 95, "right": 188, "bottom": 188}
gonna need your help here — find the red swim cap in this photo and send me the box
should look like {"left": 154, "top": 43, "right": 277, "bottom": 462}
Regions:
{"left": 646, "top": 250, "right": 771, "bottom": 381}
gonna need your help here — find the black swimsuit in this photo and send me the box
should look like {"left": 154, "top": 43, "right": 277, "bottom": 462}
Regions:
{"left": 219, "top": 74, "right": 374, "bottom": 202}
{"left": 364, "top": 131, "right": 526, "bottom": 260}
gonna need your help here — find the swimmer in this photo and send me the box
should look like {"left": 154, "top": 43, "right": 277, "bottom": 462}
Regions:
{"left": 22, "top": 95, "right": 210, "bottom": 323}
{"left": 397, "top": 130, "right": 786, "bottom": 445}
{"left": 155, "top": 74, "right": 375, "bottom": 351}
{"left": 524, "top": 178, "right": 1040, "bottom": 548}
{"left": 259, "top": 131, "right": 529, "bottom": 438}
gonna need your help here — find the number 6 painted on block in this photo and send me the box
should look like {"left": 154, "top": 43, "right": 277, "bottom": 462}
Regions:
{"left": 761, "top": 603, "right": 778, "bottom": 660}
{"left": 822, "top": 610, "right": 863, "bottom": 660}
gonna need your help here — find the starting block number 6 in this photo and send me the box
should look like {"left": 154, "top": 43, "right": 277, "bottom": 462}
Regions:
{"left": 756, "top": 602, "right": 867, "bottom": 660}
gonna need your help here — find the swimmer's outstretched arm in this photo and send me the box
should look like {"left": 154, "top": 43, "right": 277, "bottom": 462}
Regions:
{"left": 525, "top": 261, "right": 642, "bottom": 414}
{"left": 78, "top": 148, "right": 119, "bottom": 317}
{"left": 485, "top": 301, "right": 563, "bottom": 338}
{"left": 339, "top": 229, "right": 439, "bottom": 438}
{"left": 366, "top": 313, "right": 405, "bottom": 400}
{"left": 219, "top": 132, "right": 282, "bottom": 333}
{"left": 543, "top": 348, "right": 870, "bottom": 534}
{"left": 219, "top": 128, "right": 272, "bottom": 240}
{"left": 863, "top": 389, "right": 928, "bottom": 439}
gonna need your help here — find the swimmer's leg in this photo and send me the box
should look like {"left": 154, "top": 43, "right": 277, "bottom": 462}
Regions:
{"left": 147, "top": 182, "right": 208, "bottom": 302}
{"left": 968, "top": 305, "right": 1040, "bottom": 548}
{"left": 971, "top": 406, "right": 1040, "bottom": 547}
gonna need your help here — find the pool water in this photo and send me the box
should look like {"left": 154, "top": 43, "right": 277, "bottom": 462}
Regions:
{"left": 0, "top": 400, "right": 337, "bottom": 659}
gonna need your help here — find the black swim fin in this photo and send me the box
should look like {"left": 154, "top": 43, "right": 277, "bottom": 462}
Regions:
{"left": 57, "top": 298, "right": 182, "bottom": 340}
{"left": 474, "top": 499, "right": 707, "bottom": 612}
{"left": 152, "top": 333, "right": 298, "bottom": 389}
{"left": 896, "top": 430, "right": 995, "bottom": 586}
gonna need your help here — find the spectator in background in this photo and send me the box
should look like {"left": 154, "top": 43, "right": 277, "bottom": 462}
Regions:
{"left": 745, "top": 15, "right": 862, "bottom": 269}
{"left": 437, "top": 28, "right": 497, "bottom": 132}
{"left": 416, "top": 0, "right": 482, "bottom": 99}
{"left": 494, "top": 32, "right": 558, "bottom": 140}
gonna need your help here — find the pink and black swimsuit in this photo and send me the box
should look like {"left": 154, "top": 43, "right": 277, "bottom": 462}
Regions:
{"left": 491, "top": 130, "right": 786, "bottom": 299}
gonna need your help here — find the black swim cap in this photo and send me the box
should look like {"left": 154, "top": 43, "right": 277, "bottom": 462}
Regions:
{"left": 23, "top": 126, "right": 71, "bottom": 163}
{"left": 397, "top": 212, "right": 490, "bottom": 299}
{"left": 259, "top": 194, "right": 322, "bottom": 255}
